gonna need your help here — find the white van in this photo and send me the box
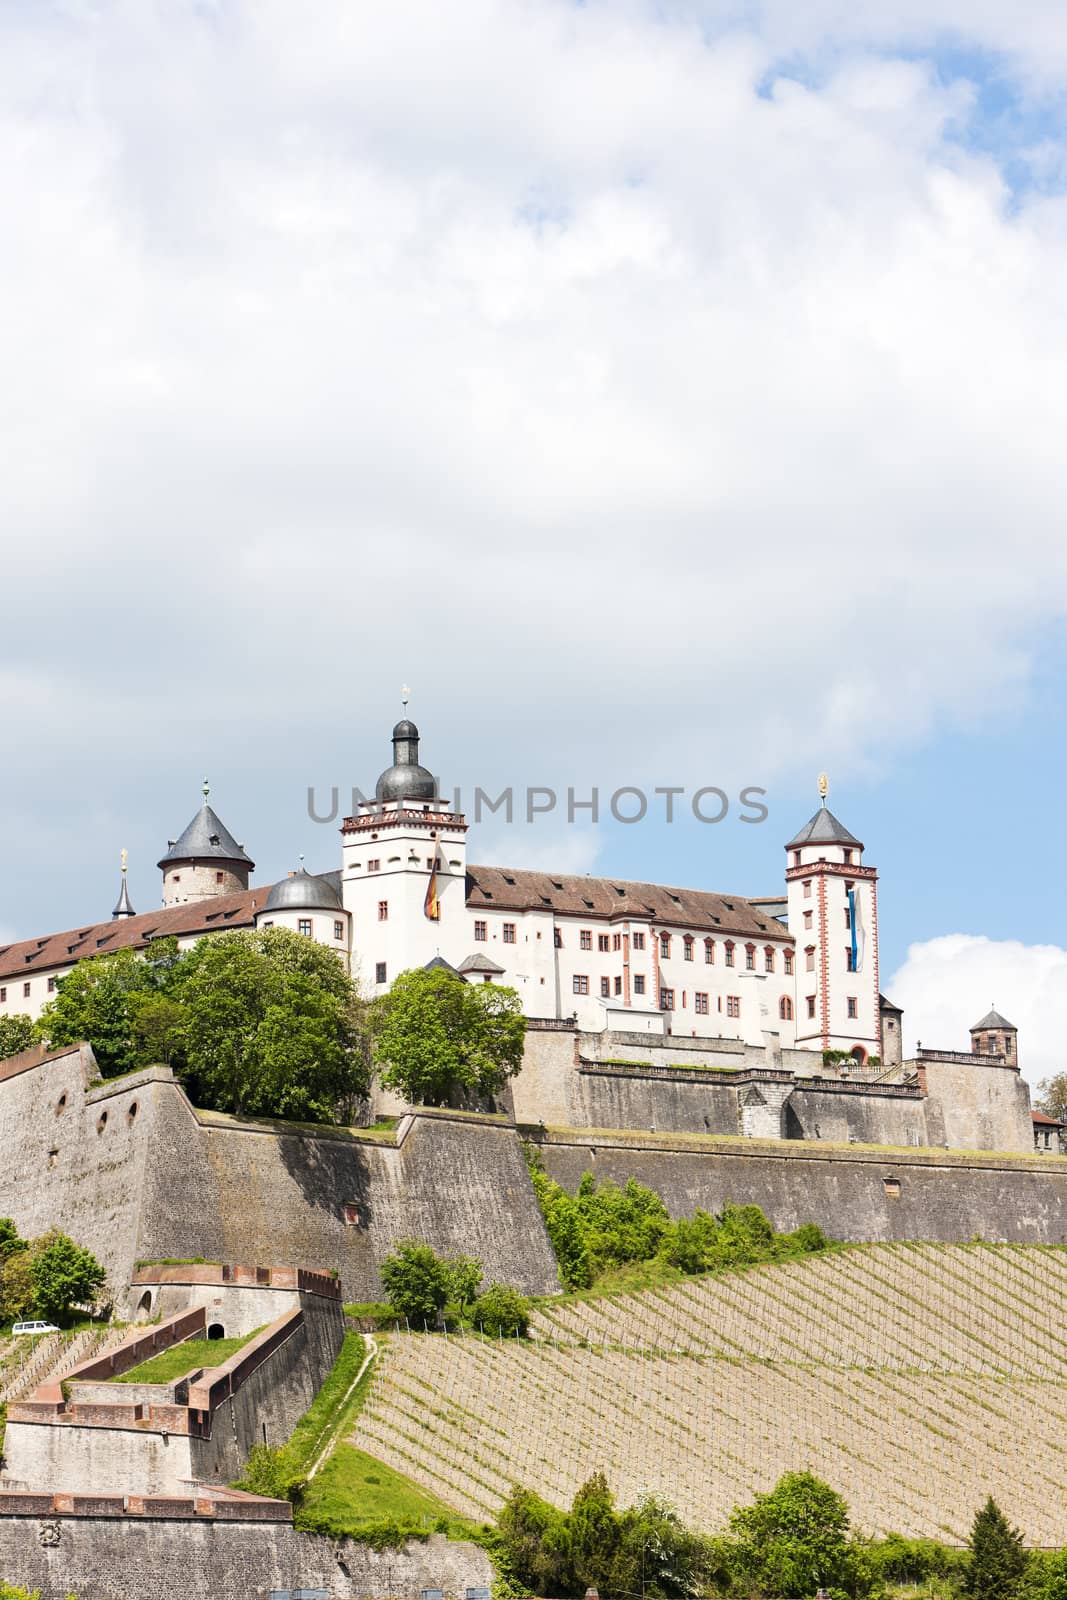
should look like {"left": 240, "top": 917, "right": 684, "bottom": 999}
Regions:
{"left": 12, "top": 1321, "right": 59, "bottom": 1337}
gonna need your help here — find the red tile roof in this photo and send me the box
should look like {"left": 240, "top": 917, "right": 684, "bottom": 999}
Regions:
{"left": 465, "top": 865, "right": 793, "bottom": 942}
{"left": 1032, "top": 1110, "right": 1065, "bottom": 1127}
{"left": 0, "top": 887, "right": 268, "bottom": 984}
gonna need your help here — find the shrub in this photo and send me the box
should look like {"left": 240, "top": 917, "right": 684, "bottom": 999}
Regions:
{"left": 470, "top": 1283, "right": 531, "bottom": 1337}
{"left": 379, "top": 1240, "right": 449, "bottom": 1328}
{"left": 236, "top": 1442, "right": 305, "bottom": 1504}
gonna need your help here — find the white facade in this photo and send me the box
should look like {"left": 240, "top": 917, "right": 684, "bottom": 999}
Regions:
{"left": 1, "top": 720, "right": 889, "bottom": 1065}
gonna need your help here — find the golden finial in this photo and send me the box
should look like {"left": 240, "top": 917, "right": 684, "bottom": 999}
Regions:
{"left": 401, "top": 684, "right": 411, "bottom": 708}
{"left": 818, "top": 772, "right": 829, "bottom": 804}
{"left": 120, "top": 848, "right": 128, "bottom": 875}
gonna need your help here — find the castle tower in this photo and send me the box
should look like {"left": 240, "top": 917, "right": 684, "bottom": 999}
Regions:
{"left": 785, "top": 777, "right": 880, "bottom": 1063}
{"left": 256, "top": 863, "right": 351, "bottom": 969}
{"left": 112, "top": 849, "right": 136, "bottom": 920}
{"left": 341, "top": 711, "right": 468, "bottom": 994}
{"left": 970, "top": 1008, "right": 1018, "bottom": 1067}
{"left": 158, "top": 781, "right": 254, "bottom": 908}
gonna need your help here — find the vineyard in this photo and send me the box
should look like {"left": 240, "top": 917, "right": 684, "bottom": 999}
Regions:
{"left": 352, "top": 1243, "right": 1067, "bottom": 1544}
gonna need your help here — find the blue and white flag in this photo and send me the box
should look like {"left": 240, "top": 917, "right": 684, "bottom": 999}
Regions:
{"left": 848, "top": 887, "right": 865, "bottom": 972}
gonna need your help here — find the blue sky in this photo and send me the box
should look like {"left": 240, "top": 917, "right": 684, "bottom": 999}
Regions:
{"left": 4, "top": 0, "right": 1067, "bottom": 1075}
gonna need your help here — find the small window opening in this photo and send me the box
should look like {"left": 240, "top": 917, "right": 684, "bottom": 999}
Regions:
{"left": 96, "top": 1111, "right": 108, "bottom": 1134}
{"left": 207, "top": 1323, "right": 225, "bottom": 1340}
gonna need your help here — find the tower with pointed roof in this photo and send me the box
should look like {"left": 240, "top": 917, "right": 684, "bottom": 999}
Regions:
{"left": 970, "top": 1007, "right": 1018, "bottom": 1067}
{"left": 158, "top": 782, "right": 255, "bottom": 908}
{"left": 785, "top": 777, "right": 881, "bottom": 1063}
{"left": 341, "top": 706, "right": 468, "bottom": 995}
{"left": 112, "top": 849, "right": 136, "bottom": 921}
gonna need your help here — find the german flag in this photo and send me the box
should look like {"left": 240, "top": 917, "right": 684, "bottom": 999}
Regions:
{"left": 424, "top": 835, "right": 443, "bottom": 921}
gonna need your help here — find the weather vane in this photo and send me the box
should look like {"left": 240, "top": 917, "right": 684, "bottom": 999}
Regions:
{"left": 401, "top": 684, "right": 410, "bottom": 708}
{"left": 120, "top": 848, "right": 128, "bottom": 874}
{"left": 203, "top": 777, "right": 211, "bottom": 800}
{"left": 818, "top": 772, "right": 829, "bottom": 805}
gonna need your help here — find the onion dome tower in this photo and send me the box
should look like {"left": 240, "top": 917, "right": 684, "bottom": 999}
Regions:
{"left": 256, "top": 862, "right": 350, "bottom": 961}
{"left": 375, "top": 719, "right": 438, "bottom": 804}
{"left": 158, "top": 780, "right": 254, "bottom": 908}
{"left": 112, "top": 849, "right": 136, "bottom": 920}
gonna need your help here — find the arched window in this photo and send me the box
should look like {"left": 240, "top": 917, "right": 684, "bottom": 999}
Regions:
{"left": 779, "top": 996, "right": 793, "bottom": 1021}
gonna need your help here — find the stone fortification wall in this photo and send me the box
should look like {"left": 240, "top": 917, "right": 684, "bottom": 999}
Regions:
{"left": 786, "top": 1083, "right": 926, "bottom": 1146}
{"left": 536, "top": 1128, "right": 1067, "bottom": 1243}
{"left": 135, "top": 1093, "right": 560, "bottom": 1301}
{"left": 0, "top": 1508, "right": 492, "bottom": 1600}
{"left": 920, "top": 1056, "right": 1033, "bottom": 1153}
{"left": 0, "top": 1049, "right": 558, "bottom": 1304}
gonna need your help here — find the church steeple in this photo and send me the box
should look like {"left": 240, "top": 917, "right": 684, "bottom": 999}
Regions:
{"left": 112, "top": 849, "right": 136, "bottom": 920}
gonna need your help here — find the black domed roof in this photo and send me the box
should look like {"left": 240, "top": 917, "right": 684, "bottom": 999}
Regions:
{"left": 375, "top": 719, "right": 437, "bottom": 804}
{"left": 264, "top": 868, "right": 343, "bottom": 913}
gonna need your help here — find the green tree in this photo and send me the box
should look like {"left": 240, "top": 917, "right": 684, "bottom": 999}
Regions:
{"left": 496, "top": 1486, "right": 570, "bottom": 1596}
{"left": 0, "top": 1249, "right": 35, "bottom": 1325}
{"left": 175, "top": 928, "right": 370, "bottom": 1122}
{"left": 528, "top": 1167, "right": 593, "bottom": 1290}
{"left": 0, "top": 1219, "right": 24, "bottom": 1262}
{"left": 470, "top": 1283, "right": 530, "bottom": 1337}
{"left": 613, "top": 1494, "right": 710, "bottom": 1599}
{"left": 128, "top": 992, "right": 185, "bottom": 1066}
{"left": 0, "top": 1015, "right": 34, "bottom": 1063}
{"left": 729, "top": 1471, "right": 858, "bottom": 1598}
{"left": 1035, "top": 1075, "right": 1067, "bottom": 1124}
{"left": 33, "top": 946, "right": 159, "bottom": 1077}
{"left": 28, "top": 1231, "right": 106, "bottom": 1322}
{"left": 567, "top": 1472, "right": 622, "bottom": 1591}
{"left": 964, "top": 1499, "right": 1029, "bottom": 1600}
{"left": 442, "top": 1254, "right": 482, "bottom": 1311}
{"left": 379, "top": 1240, "right": 450, "bottom": 1327}
{"left": 371, "top": 967, "right": 525, "bottom": 1106}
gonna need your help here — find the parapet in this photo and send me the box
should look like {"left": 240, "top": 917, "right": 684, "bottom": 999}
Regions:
{"left": 130, "top": 1262, "right": 341, "bottom": 1299}
{"left": 0, "top": 1487, "right": 290, "bottom": 1522}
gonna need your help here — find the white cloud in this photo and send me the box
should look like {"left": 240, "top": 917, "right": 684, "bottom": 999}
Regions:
{"left": 4, "top": 1, "right": 1067, "bottom": 929}
{"left": 887, "top": 933, "right": 1067, "bottom": 1089}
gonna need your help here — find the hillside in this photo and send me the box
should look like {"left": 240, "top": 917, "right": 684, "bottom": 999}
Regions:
{"left": 351, "top": 1242, "right": 1067, "bottom": 1544}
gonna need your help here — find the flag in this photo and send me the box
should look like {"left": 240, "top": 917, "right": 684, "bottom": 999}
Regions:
{"left": 848, "top": 886, "right": 864, "bottom": 972}
{"left": 424, "top": 836, "right": 443, "bottom": 921}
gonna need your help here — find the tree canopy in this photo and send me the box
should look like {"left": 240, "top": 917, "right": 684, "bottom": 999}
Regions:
{"left": 964, "top": 1498, "right": 1029, "bottom": 1600}
{"left": 32, "top": 928, "right": 371, "bottom": 1124}
{"left": 1036, "top": 1074, "right": 1067, "bottom": 1124}
{"left": 0, "top": 1220, "right": 106, "bottom": 1324}
{"left": 0, "top": 1015, "right": 34, "bottom": 1064}
{"left": 371, "top": 966, "right": 525, "bottom": 1105}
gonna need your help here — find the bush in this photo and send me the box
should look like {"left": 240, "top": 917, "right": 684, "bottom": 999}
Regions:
{"left": 379, "top": 1241, "right": 450, "bottom": 1328}
{"left": 0, "top": 1016, "right": 33, "bottom": 1064}
{"left": 236, "top": 1442, "right": 305, "bottom": 1504}
{"left": 727, "top": 1470, "right": 880, "bottom": 1599}
{"left": 470, "top": 1283, "right": 531, "bottom": 1337}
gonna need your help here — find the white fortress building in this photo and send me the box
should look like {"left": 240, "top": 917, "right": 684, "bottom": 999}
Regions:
{"left": 0, "top": 717, "right": 889, "bottom": 1064}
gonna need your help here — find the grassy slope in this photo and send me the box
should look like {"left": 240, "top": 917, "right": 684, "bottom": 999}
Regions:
{"left": 110, "top": 1329, "right": 263, "bottom": 1383}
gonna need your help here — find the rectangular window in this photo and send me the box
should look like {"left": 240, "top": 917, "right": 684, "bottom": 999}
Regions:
{"left": 784, "top": 951, "right": 794, "bottom": 975}
{"left": 803, "top": 910, "right": 813, "bottom": 929}
{"left": 580, "top": 929, "right": 592, "bottom": 951}
{"left": 612, "top": 933, "right": 622, "bottom": 951}
{"left": 474, "top": 920, "right": 487, "bottom": 941}
{"left": 23, "top": 982, "right": 30, "bottom": 998}
{"left": 503, "top": 923, "right": 516, "bottom": 944}
{"left": 375, "top": 962, "right": 387, "bottom": 984}
{"left": 600, "top": 977, "right": 611, "bottom": 997}
{"left": 367, "top": 858, "right": 380, "bottom": 872}
{"left": 844, "top": 907, "right": 851, "bottom": 929}
{"left": 745, "top": 947, "right": 755, "bottom": 970}
{"left": 262, "top": 920, "right": 274, "bottom": 929}
{"left": 845, "top": 948, "right": 856, "bottom": 972}
{"left": 705, "top": 939, "right": 714, "bottom": 964}
{"left": 215, "top": 871, "right": 224, "bottom": 883}
{"left": 695, "top": 992, "right": 709, "bottom": 1015}
{"left": 633, "top": 974, "right": 646, "bottom": 995}
{"left": 726, "top": 995, "right": 741, "bottom": 1018}
{"left": 659, "top": 933, "right": 671, "bottom": 958}
{"left": 764, "top": 949, "right": 774, "bottom": 973}
{"left": 573, "top": 974, "right": 589, "bottom": 995}
{"left": 598, "top": 934, "right": 610, "bottom": 953}
{"left": 806, "top": 948, "right": 815, "bottom": 972}
{"left": 378, "top": 901, "right": 388, "bottom": 921}
{"left": 660, "top": 986, "right": 675, "bottom": 1010}
{"left": 614, "top": 975, "right": 623, "bottom": 995}
{"left": 553, "top": 927, "right": 562, "bottom": 948}
{"left": 334, "top": 920, "right": 345, "bottom": 941}
{"left": 0, "top": 988, "right": 6, "bottom": 1002}
{"left": 724, "top": 944, "right": 734, "bottom": 967}
{"left": 806, "top": 995, "right": 816, "bottom": 1019}
{"left": 47, "top": 977, "right": 56, "bottom": 993}
{"left": 632, "top": 932, "right": 645, "bottom": 951}
{"left": 683, "top": 937, "right": 694, "bottom": 961}
{"left": 803, "top": 880, "right": 812, "bottom": 898}
{"left": 298, "top": 918, "right": 313, "bottom": 937}
{"left": 847, "top": 997, "right": 858, "bottom": 1019}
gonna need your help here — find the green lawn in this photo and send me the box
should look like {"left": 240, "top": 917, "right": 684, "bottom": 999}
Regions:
{"left": 109, "top": 1329, "right": 263, "bottom": 1384}
{"left": 298, "top": 1442, "right": 468, "bottom": 1533}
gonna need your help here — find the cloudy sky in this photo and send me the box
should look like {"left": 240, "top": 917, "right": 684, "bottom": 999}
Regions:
{"left": 3, "top": 0, "right": 1067, "bottom": 1086}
